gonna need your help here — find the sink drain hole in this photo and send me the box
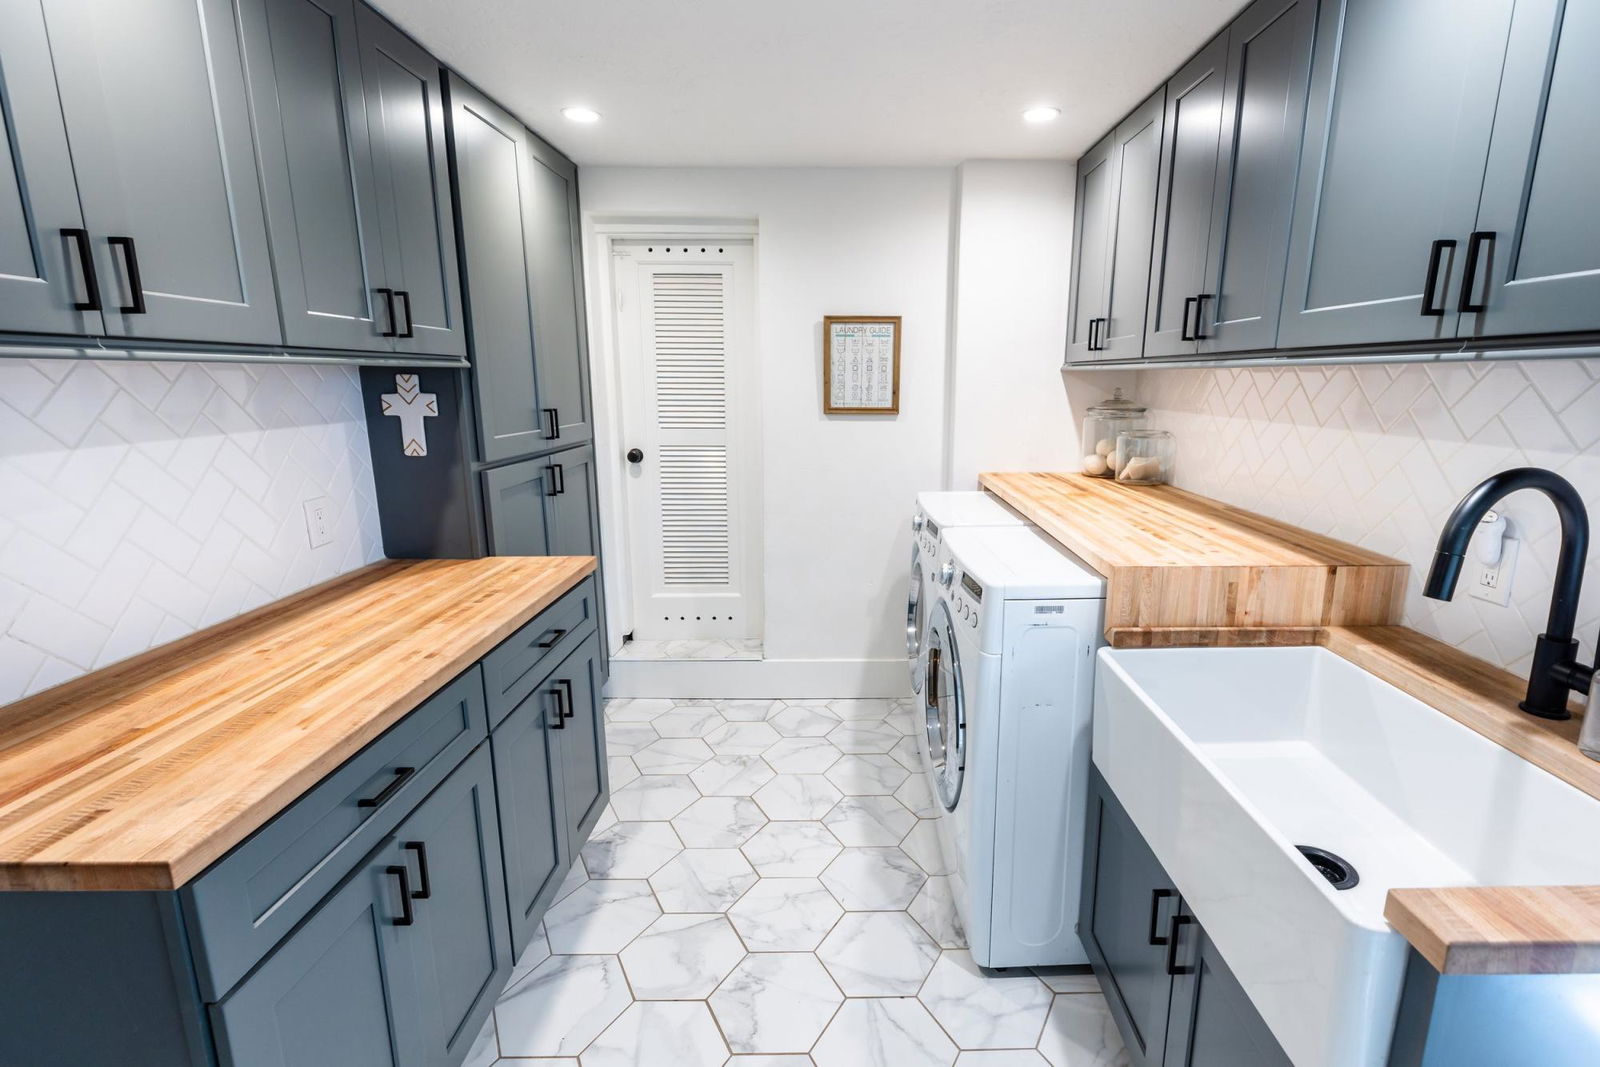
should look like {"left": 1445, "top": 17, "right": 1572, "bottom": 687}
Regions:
{"left": 1297, "top": 845, "right": 1359, "bottom": 890}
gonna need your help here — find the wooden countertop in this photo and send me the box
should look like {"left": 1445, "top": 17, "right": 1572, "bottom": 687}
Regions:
{"left": 0, "top": 556, "right": 595, "bottom": 892}
{"left": 979, "top": 471, "right": 1408, "bottom": 644}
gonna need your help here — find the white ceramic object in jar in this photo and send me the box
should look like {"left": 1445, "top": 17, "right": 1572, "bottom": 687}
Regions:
{"left": 1115, "top": 429, "right": 1174, "bottom": 485}
{"left": 1080, "top": 389, "right": 1148, "bottom": 478}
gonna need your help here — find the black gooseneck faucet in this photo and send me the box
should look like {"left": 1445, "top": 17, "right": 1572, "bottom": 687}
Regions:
{"left": 1423, "top": 467, "right": 1595, "bottom": 720}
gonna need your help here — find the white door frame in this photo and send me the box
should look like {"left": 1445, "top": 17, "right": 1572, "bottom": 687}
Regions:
{"left": 582, "top": 217, "right": 762, "bottom": 653}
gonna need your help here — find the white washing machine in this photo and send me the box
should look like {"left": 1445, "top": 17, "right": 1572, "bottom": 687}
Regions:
{"left": 924, "top": 524, "right": 1106, "bottom": 968}
{"left": 905, "top": 492, "right": 1029, "bottom": 695}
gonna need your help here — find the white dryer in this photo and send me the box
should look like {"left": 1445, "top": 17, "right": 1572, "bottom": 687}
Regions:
{"left": 924, "top": 525, "right": 1105, "bottom": 968}
{"left": 905, "top": 492, "right": 1029, "bottom": 695}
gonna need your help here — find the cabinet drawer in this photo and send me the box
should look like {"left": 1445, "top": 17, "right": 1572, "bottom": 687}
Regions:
{"left": 183, "top": 667, "right": 488, "bottom": 1002}
{"left": 481, "top": 577, "right": 598, "bottom": 727}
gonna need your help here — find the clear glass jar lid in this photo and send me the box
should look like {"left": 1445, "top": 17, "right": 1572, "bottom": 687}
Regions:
{"left": 1086, "top": 388, "right": 1146, "bottom": 418}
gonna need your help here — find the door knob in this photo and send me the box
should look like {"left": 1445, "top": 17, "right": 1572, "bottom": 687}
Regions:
{"left": 626, "top": 448, "right": 644, "bottom": 464}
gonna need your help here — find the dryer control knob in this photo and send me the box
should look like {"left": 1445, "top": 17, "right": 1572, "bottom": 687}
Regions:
{"left": 939, "top": 560, "right": 956, "bottom": 587}
{"left": 970, "top": 612, "right": 978, "bottom": 628}
{"left": 911, "top": 514, "right": 925, "bottom": 533}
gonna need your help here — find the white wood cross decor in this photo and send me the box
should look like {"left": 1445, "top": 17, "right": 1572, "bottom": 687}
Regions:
{"left": 381, "top": 374, "right": 438, "bottom": 457}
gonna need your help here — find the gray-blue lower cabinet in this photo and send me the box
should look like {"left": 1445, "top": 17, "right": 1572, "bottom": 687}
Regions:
{"left": 1081, "top": 767, "right": 1291, "bottom": 1067}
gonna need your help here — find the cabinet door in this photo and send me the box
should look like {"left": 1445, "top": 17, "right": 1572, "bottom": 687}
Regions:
{"left": 553, "top": 632, "right": 608, "bottom": 857}
{"left": 0, "top": 1, "right": 100, "bottom": 337}
{"left": 357, "top": 8, "right": 467, "bottom": 359}
{"left": 525, "top": 133, "right": 593, "bottom": 445}
{"left": 1162, "top": 909, "right": 1293, "bottom": 1067}
{"left": 492, "top": 675, "right": 569, "bottom": 957}
{"left": 1065, "top": 131, "right": 1116, "bottom": 363}
{"left": 241, "top": 0, "right": 391, "bottom": 352}
{"left": 1197, "top": 0, "right": 1317, "bottom": 354}
{"left": 481, "top": 458, "right": 553, "bottom": 556}
{"left": 392, "top": 744, "right": 512, "bottom": 1067}
{"left": 448, "top": 76, "right": 551, "bottom": 462}
{"left": 545, "top": 445, "right": 601, "bottom": 557}
{"left": 211, "top": 841, "right": 421, "bottom": 1067}
{"left": 1465, "top": 0, "right": 1600, "bottom": 338}
{"left": 1080, "top": 771, "right": 1178, "bottom": 1066}
{"left": 1277, "top": 0, "right": 1516, "bottom": 349}
{"left": 1145, "top": 39, "right": 1227, "bottom": 359}
{"left": 44, "top": 0, "right": 281, "bottom": 345}
{"left": 1100, "top": 90, "right": 1165, "bottom": 361}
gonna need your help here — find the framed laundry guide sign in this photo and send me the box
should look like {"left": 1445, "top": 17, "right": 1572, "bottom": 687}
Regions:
{"left": 823, "top": 315, "right": 901, "bottom": 414}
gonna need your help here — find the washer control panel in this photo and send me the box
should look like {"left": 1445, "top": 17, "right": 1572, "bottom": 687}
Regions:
{"left": 952, "top": 570, "right": 982, "bottom": 628}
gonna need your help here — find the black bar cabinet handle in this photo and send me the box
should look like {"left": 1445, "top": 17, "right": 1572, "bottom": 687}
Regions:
{"left": 62, "top": 229, "right": 102, "bottom": 311}
{"left": 1194, "top": 294, "right": 1212, "bottom": 340}
{"left": 553, "top": 463, "right": 566, "bottom": 495}
{"left": 1420, "top": 238, "right": 1456, "bottom": 317}
{"left": 549, "top": 686, "right": 567, "bottom": 729}
{"left": 545, "top": 465, "right": 560, "bottom": 496}
{"left": 1166, "top": 914, "right": 1195, "bottom": 976}
{"left": 1148, "top": 888, "right": 1176, "bottom": 945}
{"left": 1180, "top": 297, "right": 1197, "bottom": 341}
{"left": 403, "top": 841, "right": 431, "bottom": 900}
{"left": 358, "top": 766, "right": 415, "bottom": 808}
{"left": 557, "top": 678, "right": 576, "bottom": 719}
{"left": 375, "top": 288, "right": 398, "bottom": 337}
{"left": 536, "top": 627, "right": 569, "bottom": 649}
{"left": 1092, "top": 317, "right": 1105, "bottom": 351}
{"left": 1458, "top": 231, "right": 1495, "bottom": 314}
{"left": 107, "top": 236, "right": 146, "bottom": 314}
{"left": 387, "top": 865, "right": 415, "bottom": 926}
{"left": 396, "top": 290, "right": 414, "bottom": 338}
{"left": 543, "top": 407, "right": 560, "bottom": 440}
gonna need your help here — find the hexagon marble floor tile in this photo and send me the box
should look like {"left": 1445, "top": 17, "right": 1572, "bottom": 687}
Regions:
{"left": 468, "top": 697, "right": 1130, "bottom": 1067}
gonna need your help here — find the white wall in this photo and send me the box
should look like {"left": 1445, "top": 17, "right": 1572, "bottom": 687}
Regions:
{"left": 1137, "top": 360, "right": 1600, "bottom": 683}
{"left": 582, "top": 168, "right": 958, "bottom": 694}
{"left": 0, "top": 360, "right": 384, "bottom": 704}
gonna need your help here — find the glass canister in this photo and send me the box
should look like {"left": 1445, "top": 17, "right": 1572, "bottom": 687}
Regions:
{"left": 1114, "top": 429, "right": 1176, "bottom": 485}
{"left": 1080, "top": 389, "right": 1148, "bottom": 478}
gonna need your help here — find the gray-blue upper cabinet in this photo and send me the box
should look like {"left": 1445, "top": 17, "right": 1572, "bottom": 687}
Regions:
{"left": 210, "top": 837, "right": 425, "bottom": 1067}
{"left": 523, "top": 133, "right": 594, "bottom": 447}
{"left": 1277, "top": 0, "right": 1517, "bottom": 349}
{"left": 40, "top": 0, "right": 282, "bottom": 346}
{"left": 1195, "top": 0, "right": 1318, "bottom": 354}
{"left": 1066, "top": 131, "right": 1117, "bottom": 363}
{"left": 1461, "top": 0, "right": 1600, "bottom": 339}
{"left": 0, "top": 2, "right": 99, "bottom": 338}
{"left": 1100, "top": 91, "right": 1166, "bottom": 361}
{"left": 242, "top": 0, "right": 466, "bottom": 357}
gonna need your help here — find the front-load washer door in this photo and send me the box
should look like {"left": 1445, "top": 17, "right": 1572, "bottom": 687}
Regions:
{"left": 924, "top": 600, "right": 965, "bottom": 811}
{"left": 907, "top": 550, "right": 925, "bottom": 692}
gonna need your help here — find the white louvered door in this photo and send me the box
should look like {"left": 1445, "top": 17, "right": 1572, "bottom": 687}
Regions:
{"left": 616, "top": 240, "right": 758, "bottom": 640}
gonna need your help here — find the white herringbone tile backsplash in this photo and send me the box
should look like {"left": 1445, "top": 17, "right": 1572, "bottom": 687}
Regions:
{"left": 0, "top": 359, "right": 384, "bottom": 704}
{"left": 1137, "top": 359, "right": 1600, "bottom": 683}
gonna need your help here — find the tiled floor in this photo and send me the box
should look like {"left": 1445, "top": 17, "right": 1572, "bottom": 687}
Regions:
{"left": 467, "top": 696, "right": 1131, "bottom": 1067}
{"left": 611, "top": 639, "right": 765, "bottom": 661}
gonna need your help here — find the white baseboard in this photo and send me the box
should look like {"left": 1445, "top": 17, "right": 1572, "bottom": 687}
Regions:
{"left": 603, "top": 657, "right": 913, "bottom": 700}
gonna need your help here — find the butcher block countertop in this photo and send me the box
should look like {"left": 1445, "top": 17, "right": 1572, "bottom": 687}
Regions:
{"left": 979, "top": 471, "right": 1408, "bottom": 644}
{"left": 0, "top": 556, "right": 595, "bottom": 892}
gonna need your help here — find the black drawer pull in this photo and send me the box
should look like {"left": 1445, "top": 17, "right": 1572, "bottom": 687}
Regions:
{"left": 1165, "top": 914, "right": 1195, "bottom": 975}
{"left": 387, "top": 865, "right": 415, "bottom": 926}
{"left": 549, "top": 686, "right": 568, "bottom": 729}
{"left": 1420, "top": 238, "right": 1456, "bottom": 317}
{"left": 403, "top": 841, "right": 431, "bottom": 900}
{"left": 1148, "top": 888, "right": 1176, "bottom": 945}
{"left": 376, "top": 287, "right": 397, "bottom": 337}
{"left": 557, "top": 678, "right": 576, "bottom": 719}
{"left": 543, "top": 407, "right": 560, "bottom": 440}
{"left": 1458, "top": 231, "right": 1495, "bottom": 314}
{"left": 536, "top": 627, "right": 569, "bottom": 649}
{"left": 1193, "top": 293, "right": 1212, "bottom": 340}
{"left": 357, "top": 766, "right": 415, "bottom": 808}
{"left": 396, "top": 289, "right": 414, "bottom": 338}
{"left": 1180, "top": 297, "right": 1197, "bottom": 341}
{"left": 107, "top": 236, "right": 146, "bottom": 314}
{"left": 62, "top": 228, "right": 102, "bottom": 311}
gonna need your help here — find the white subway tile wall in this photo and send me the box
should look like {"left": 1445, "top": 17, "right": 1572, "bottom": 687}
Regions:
{"left": 1138, "top": 359, "right": 1600, "bottom": 682}
{"left": 0, "top": 359, "right": 384, "bottom": 704}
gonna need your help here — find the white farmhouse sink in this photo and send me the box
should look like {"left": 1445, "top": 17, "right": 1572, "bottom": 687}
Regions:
{"left": 1094, "top": 645, "right": 1600, "bottom": 1067}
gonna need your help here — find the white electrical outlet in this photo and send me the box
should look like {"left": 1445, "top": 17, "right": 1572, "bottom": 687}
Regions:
{"left": 303, "top": 497, "right": 334, "bottom": 548}
{"left": 1467, "top": 536, "right": 1519, "bottom": 607}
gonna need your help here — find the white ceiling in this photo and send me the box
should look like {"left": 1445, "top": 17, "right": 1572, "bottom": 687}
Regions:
{"left": 375, "top": 0, "right": 1245, "bottom": 167}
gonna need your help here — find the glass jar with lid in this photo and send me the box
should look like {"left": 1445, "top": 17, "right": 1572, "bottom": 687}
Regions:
{"left": 1115, "top": 429, "right": 1175, "bottom": 485}
{"left": 1080, "top": 389, "right": 1148, "bottom": 478}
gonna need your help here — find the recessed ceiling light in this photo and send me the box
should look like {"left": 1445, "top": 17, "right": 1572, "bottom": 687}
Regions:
{"left": 562, "top": 106, "right": 601, "bottom": 124}
{"left": 1023, "top": 106, "right": 1061, "bottom": 124}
